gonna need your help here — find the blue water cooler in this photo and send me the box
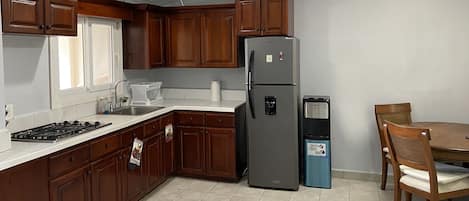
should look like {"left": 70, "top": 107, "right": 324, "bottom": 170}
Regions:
{"left": 303, "top": 96, "right": 331, "bottom": 188}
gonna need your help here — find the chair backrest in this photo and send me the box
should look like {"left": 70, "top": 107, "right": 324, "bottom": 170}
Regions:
{"left": 384, "top": 121, "right": 434, "bottom": 172}
{"left": 375, "top": 103, "right": 412, "bottom": 149}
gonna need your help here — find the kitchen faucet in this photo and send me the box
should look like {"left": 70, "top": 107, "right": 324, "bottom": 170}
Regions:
{"left": 113, "top": 79, "right": 129, "bottom": 111}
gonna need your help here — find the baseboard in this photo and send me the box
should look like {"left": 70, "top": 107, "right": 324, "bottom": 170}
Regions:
{"left": 0, "top": 129, "right": 11, "bottom": 153}
{"left": 332, "top": 169, "right": 393, "bottom": 182}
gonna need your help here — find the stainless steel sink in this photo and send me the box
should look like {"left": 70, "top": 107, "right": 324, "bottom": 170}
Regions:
{"left": 109, "top": 106, "right": 165, "bottom": 116}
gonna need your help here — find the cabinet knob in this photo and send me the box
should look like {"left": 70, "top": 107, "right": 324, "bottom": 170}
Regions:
{"left": 218, "top": 119, "right": 222, "bottom": 123}
{"left": 39, "top": 24, "right": 45, "bottom": 29}
{"left": 46, "top": 25, "right": 52, "bottom": 30}
{"left": 87, "top": 170, "right": 92, "bottom": 175}
{"left": 69, "top": 157, "right": 74, "bottom": 162}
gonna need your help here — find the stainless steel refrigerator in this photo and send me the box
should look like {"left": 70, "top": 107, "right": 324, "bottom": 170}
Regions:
{"left": 245, "top": 37, "right": 299, "bottom": 190}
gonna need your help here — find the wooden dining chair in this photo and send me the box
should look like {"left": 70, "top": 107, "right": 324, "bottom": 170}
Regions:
{"left": 375, "top": 103, "right": 412, "bottom": 190}
{"left": 383, "top": 121, "right": 469, "bottom": 201}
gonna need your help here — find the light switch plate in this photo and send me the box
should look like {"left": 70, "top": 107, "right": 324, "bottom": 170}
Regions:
{"left": 0, "top": 129, "right": 11, "bottom": 153}
{"left": 5, "top": 104, "right": 14, "bottom": 121}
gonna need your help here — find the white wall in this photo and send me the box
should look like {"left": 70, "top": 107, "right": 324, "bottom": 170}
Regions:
{"left": 2, "top": 35, "right": 51, "bottom": 115}
{"left": 295, "top": 0, "right": 469, "bottom": 173}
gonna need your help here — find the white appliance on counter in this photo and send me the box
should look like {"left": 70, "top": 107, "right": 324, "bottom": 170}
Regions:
{"left": 130, "top": 82, "right": 163, "bottom": 105}
{"left": 0, "top": 129, "right": 11, "bottom": 152}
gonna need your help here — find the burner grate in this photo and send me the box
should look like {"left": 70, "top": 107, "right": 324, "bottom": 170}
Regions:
{"left": 11, "top": 121, "right": 112, "bottom": 143}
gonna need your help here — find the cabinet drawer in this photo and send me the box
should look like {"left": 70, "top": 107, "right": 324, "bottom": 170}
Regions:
{"left": 91, "top": 133, "right": 122, "bottom": 160}
{"left": 144, "top": 118, "right": 161, "bottom": 138}
{"left": 161, "top": 113, "right": 174, "bottom": 126}
{"left": 176, "top": 112, "right": 205, "bottom": 126}
{"left": 49, "top": 144, "right": 90, "bottom": 178}
{"left": 206, "top": 113, "right": 235, "bottom": 128}
{"left": 122, "top": 126, "right": 144, "bottom": 146}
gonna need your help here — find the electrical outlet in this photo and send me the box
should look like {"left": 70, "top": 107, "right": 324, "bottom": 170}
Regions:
{"left": 5, "top": 104, "right": 14, "bottom": 121}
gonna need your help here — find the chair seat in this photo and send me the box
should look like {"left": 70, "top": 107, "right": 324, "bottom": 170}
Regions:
{"left": 400, "top": 163, "right": 469, "bottom": 193}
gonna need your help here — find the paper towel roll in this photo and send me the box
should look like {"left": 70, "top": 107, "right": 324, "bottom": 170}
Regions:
{"left": 211, "top": 81, "right": 221, "bottom": 102}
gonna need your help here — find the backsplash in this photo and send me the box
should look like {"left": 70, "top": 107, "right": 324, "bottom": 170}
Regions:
{"left": 124, "top": 68, "right": 245, "bottom": 90}
{"left": 6, "top": 88, "right": 245, "bottom": 133}
{"left": 6, "top": 101, "right": 97, "bottom": 133}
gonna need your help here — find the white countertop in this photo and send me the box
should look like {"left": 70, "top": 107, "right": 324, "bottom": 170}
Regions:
{"left": 0, "top": 99, "right": 245, "bottom": 171}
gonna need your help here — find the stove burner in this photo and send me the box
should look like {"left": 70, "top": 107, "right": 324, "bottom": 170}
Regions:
{"left": 11, "top": 121, "right": 112, "bottom": 143}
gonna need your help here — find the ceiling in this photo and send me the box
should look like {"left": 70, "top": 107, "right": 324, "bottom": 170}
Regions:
{"left": 117, "top": 0, "right": 235, "bottom": 7}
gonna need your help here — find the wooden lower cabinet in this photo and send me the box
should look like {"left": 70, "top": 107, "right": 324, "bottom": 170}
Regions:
{"left": 0, "top": 158, "right": 49, "bottom": 201}
{"left": 177, "top": 126, "right": 206, "bottom": 175}
{"left": 145, "top": 134, "right": 165, "bottom": 189}
{"left": 206, "top": 128, "right": 236, "bottom": 179}
{"left": 122, "top": 148, "right": 146, "bottom": 201}
{"left": 50, "top": 166, "right": 91, "bottom": 201}
{"left": 164, "top": 137, "right": 175, "bottom": 176}
{"left": 91, "top": 153, "right": 122, "bottom": 201}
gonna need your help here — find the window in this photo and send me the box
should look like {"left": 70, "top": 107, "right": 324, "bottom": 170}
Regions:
{"left": 50, "top": 16, "right": 123, "bottom": 108}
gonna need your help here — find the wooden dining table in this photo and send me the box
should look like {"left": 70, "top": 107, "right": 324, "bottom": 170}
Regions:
{"left": 410, "top": 122, "right": 469, "bottom": 162}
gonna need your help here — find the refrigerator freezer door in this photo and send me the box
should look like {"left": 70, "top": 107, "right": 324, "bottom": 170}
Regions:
{"left": 245, "top": 37, "right": 298, "bottom": 85}
{"left": 247, "top": 85, "right": 299, "bottom": 190}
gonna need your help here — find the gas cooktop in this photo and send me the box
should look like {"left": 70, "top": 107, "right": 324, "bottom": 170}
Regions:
{"left": 11, "top": 121, "right": 112, "bottom": 143}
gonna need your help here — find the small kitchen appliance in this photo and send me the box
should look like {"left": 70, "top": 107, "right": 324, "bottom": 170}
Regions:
{"left": 130, "top": 82, "right": 163, "bottom": 105}
{"left": 303, "top": 96, "right": 331, "bottom": 188}
{"left": 11, "top": 121, "right": 112, "bottom": 143}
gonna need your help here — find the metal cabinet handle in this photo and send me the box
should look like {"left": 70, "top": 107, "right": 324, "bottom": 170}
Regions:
{"left": 69, "top": 157, "right": 74, "bottom": 162}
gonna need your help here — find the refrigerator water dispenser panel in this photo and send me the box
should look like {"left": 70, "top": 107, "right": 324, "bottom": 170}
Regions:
{"left": 265, "top": 96, "right": 277, "bottom": 115}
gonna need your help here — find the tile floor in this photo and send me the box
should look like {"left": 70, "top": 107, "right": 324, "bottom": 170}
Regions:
{"left": 142, "top": 176, "right": 469, "bottom": 201}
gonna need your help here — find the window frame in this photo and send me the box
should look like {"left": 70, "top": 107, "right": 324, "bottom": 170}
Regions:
{"left": 49, "top": 15, "right": 123, "bottom": 109}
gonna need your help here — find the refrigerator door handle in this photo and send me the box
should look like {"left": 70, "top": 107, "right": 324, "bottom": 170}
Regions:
{"left": 247, "top": 50, "right": 256, "bottom": 119}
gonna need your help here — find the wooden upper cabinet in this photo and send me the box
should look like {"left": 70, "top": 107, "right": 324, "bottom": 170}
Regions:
{"left": 236, "top": 0, "right": 261, "bottom": 36}
{"left": 1, "top": 0, "right": 44, "bottom": 34}
{"left": 201, "top": 9, "right": 237, "bottom": 67}
{"left": 148, "top": 13, "right": 165, "bottom": 67}
{"left": 261, "top": 0, "right": 284, "bottom": 35}
{"left": 166, "top": 12, "right": 201, "bottom": 67}
{"left": 123, "top": 10, "right": 165, "bottom": 69}
{"left": 1, "top": 0, "right": 77, "bottom": 35}
{"left": 236, "top": 0, "right": 292, "bottom": 36}
{"left": 44, "top": 0, "right": 77, "bottom": 36}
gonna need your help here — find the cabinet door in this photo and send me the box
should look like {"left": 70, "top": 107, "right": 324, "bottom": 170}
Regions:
{"left": 148, "top": 13, "right": 165, "bottom": 67}
{"left": 261, "top": 0, "right": 285, "bottom": 35}
{"left": 205, "top": 128, "right": 236, "bottom": 179}
{"left": 166, "top": 13, "right": 201, "bottom": 67}
{"left": 145, "top": 134, "right": 165, "bottom": 189}
{"left": 164, "top": 138, "right": 175, "bottom": 177}
{"left": 0, "top": 158, "right": 49, "bottom": 201}
{"left": 50, "top": 167, "right": 91, "bottom": 201}
{"left": 236, "top": 0, "right": 261, "bottom": 36}
{"left": 201, "top": 9, "right": 237, "bottom": 67}
{"left": 162, "top": 114, "right": 175, "bottom": 177}
{"left": 177, "top": 127, "right": 205, "bottom": 175}
{"left": 91, "top": 154, "right": 121, "bottom": 201}
{"left": 122, "top": 148, "right": 146, "bottom": 201}
{"left": 44, "top": 0, "right": 77, "bottom": 35}
{"left": 1, "top": 0, "right": 44, "bottom": 34}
